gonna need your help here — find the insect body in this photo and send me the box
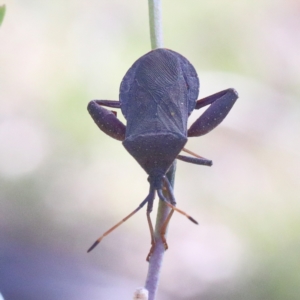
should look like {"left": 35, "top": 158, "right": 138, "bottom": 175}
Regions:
{"left": 87, "top": 48, "right": 238, "bottom": 259}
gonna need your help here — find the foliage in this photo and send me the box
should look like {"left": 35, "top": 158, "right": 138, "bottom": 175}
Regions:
{"left": 0, "top": 4, "right": 5, "bottom": 26}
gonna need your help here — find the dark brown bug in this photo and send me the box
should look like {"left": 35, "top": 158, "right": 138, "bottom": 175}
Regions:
{"left": 87, "top": 48, "right": 238, "bottom": 260}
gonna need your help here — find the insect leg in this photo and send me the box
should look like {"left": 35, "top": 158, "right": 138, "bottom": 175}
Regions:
{"left": 188, "top": 88, "right": 238, "bottom": 137}
{"left": 147, "top": 183, "right": 175, "bottom": 258}
{"left": 159, "top": 209, "right": 175, "bottom": 251}
{"left": 177, "top": 155, "right": 212, "bottom": 166}
{"left": 194, "top": 89, "right": 234, "bottom": 109}
{"left": 182, "top": 147, "right": 205, "bottom": 158}
{"left": 146, "top": 195, "right": 156, "bottom": 261}
{"left": 87, "top": 100, "right": 126, "bottom": 141}
{"left": 87, "top": 187, "right": 155, "bottom": 253}
{"left": 93, "top": 100, "right": 121, "bottom": 109}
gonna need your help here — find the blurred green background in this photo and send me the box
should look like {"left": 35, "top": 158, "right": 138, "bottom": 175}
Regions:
{"left": 0, "top": 0, "right": 300, "bottom": 299}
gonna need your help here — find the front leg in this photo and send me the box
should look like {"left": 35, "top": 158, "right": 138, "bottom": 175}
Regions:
{"left": 188, "top": 88, "right": 238, "bottom": 137}
{"left": 87, "top": 100, "right": 126, "bottom": 141}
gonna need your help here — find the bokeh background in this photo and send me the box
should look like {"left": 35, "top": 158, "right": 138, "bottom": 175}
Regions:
{"left": 1, "top": 0, "right": 300, "bottom": 299}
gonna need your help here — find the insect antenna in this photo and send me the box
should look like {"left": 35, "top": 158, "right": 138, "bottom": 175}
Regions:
{"left": 156, "top": 189, "right": 198, "bottom": 225}
{"left": 87, "top": 188, "right": 155, "bottom": 253}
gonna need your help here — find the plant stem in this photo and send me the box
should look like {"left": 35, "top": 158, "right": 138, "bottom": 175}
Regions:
{"left": 148, "top": 0, "right": 163, "bottom": 49}
{"left": 144, "top": 163, "right": 175, "bottom": 300}
{"left": 144, "top": 1, "right": 173, "bottom": 299}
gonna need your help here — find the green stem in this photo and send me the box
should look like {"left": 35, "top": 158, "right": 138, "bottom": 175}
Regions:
{"left": 148, "top": 0, "right": 163, "bottom": 49}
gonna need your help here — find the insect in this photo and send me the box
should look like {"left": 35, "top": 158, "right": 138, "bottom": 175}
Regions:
{"left": 87, "top": 48, "right": 238, "bottom": 260}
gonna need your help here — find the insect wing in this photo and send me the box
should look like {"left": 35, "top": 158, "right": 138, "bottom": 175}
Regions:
{"left": 120, "top": 49, "right": 199, "bottom": 137}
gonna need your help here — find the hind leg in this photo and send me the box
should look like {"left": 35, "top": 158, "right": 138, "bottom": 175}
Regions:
{"left": 188, "top": 88, "right": 238, "bottom": 137}
{"left": 87, "top": 100, "right": 126, "bottom": 141}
